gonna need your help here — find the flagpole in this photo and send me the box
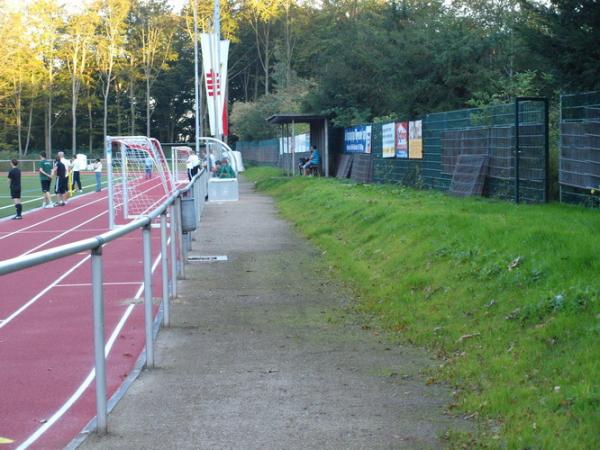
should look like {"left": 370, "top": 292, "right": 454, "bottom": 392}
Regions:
{"left": 192, "top": 0, "right": 202, "bottom": 154}
{"left": 212, "top": 0, "right": 221, "bottom": 141}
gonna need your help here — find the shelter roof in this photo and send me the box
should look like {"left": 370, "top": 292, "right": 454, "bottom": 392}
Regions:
{"left": 266, "top": 113, "right": 327, "bottom": 125}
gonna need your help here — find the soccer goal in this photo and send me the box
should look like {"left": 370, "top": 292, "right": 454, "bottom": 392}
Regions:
{"left": 105, "top": 136, "right": 175, "bottom": 229}
{"left": 171, "top": 146, "right": 193, "bottom": 184}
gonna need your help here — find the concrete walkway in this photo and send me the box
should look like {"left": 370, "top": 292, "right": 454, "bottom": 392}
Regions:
{"left": 81, "top": 179, "right": 465, "bottom": 449}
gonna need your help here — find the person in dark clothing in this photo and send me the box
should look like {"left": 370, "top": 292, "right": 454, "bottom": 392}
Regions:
{"left": 37, "top": 152, "right": 53, "bottom": 208}
{"left": 8, "top": 159, "right": 22, "bottom": 220}
{"left": 52, "top": 155, "right": 67, "bottom": 206}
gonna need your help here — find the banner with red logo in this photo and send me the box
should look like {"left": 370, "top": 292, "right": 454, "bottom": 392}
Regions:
{"left": 200, "top": 33, "right": 229, "bottom": 137}
{"left": 395, "top": 121, "right": 408, "bottom": 158}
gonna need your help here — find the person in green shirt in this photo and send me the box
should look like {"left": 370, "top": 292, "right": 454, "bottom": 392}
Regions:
{"left": 217, "top": 157, "right": 236, "bottom": 179}
{"left": 37, "top": 152, "right": 53, "bottom": 208}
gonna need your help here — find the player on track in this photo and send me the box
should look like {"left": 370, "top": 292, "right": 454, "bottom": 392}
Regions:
{"left": 144, "top": 154, "right": 153, "bottom": 179}
{"left": 57, "top": 151, "right": 71, "bottom": 203}
{"left": 37, "top": 152, "right": 54, "bottom": 208}
{"left": 52, "top": 154, "right": 68, "bottom": 207}
{"left": 71, "top": 155, "right": 83, "bottom": 192}
{"left": 7, "top": 159, "right": 23, "bottom": 220}
{"left": 94, "top": 158, "right": 102, "bottom": 192}
{"left": 186, "top": 150, "right": 200, "bottom": 180}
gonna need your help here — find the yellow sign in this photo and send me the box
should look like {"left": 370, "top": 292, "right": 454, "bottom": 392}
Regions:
{"left": 409, "top": 120, "right": 423, "bottom": 159}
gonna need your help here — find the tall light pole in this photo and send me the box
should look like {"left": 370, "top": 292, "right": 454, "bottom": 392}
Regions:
{"left": 192, "top": 0, "right": 202, "bottom": 154}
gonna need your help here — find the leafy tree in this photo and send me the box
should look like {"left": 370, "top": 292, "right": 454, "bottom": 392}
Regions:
{"left": 95, "top": 0, "right": 130, "bottom": 141}
{"left": 64, "top": 10, "right": 99, "bottom": 154}
{"left": 519, "top": 0, "right": 600, "bottom": 91}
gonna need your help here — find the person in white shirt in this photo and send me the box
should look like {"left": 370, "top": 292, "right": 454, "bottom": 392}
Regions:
{"left": 71, "top": 156, "right": 83, "bottom": 192}
{"left": 56, "top": 151, "right": 71, "bottom": 203}
{"left": 186, "top": 150, "right": 200, "bottom": 180}
{"left": 93, "top": 158, "right": 102, "bottom": 192}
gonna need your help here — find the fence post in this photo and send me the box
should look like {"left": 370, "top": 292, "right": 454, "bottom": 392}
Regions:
{"left": 91, "top": 245, "right": 107, "bottom": 433}
{"left": 160, "top": 212, "right": 170, "bottom": 327}
{"left": 142, "top": 223, "right": 154, "bottom": 368}
{"left": 105, "top": 137, "right": 115, "bottom": 230}
{"left": 169, "top": 204, "right": 177, "bottom": 297}
{"left": 543, "top": 98, "right": 550, "bottom": 203}
{"left": 515, "top": 99, "right": 521, "bottom": 204}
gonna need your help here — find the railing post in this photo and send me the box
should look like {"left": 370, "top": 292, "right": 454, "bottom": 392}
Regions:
{"left": 160, "top": 212, "right": 170, "bottom": 327}
{"left": 105, "top": 137, "right": 115, "bottom": 230}
{"left": 91, "top": 245, "right": 107, "bottom": 433}
{"left": 169, "top": 204, "right": 177, "bottom": 297}
{"left": 175, "top": 197, "right": 186, "bottom": 280}
{"left": 142, "top": 223, "right": 154, "bottom": 368}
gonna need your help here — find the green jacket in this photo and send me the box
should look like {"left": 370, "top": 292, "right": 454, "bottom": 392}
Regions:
{"left": 218, "top": 164, "right": 236, "bottom": 179}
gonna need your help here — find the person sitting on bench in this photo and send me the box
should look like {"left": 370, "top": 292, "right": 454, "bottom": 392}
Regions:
{"left": 217, "top": 157, "right": 236, "bottom": 179}
{"left": 302, "top": 145, "right": 321, "bottom": 175}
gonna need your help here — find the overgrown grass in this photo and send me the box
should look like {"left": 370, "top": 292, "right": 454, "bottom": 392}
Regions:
{"left": 244, "top": 166, "right": 600, "bottom": 449}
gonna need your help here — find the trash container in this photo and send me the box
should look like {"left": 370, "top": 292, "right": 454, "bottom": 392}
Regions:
{"left": 180, "top": 197, "right": 197, "bottom": 232}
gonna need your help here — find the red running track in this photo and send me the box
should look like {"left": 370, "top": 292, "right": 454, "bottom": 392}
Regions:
{"left": 0, "top": 177, "right": 175, "bottom": 449}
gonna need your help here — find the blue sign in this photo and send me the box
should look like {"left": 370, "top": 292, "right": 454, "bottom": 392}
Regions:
{"left": 344, "top": 125, "right": 372, "bottom": 154}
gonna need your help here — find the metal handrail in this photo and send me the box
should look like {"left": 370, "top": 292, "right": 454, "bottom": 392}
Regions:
{"left": 0, "top": 174, "right": 198, "bottom": 276}
{"left": 0, "top": 168, "right": 208, "bottom": 438}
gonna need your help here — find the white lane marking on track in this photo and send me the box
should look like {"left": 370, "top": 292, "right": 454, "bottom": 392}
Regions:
{"left": 0, "top": 256, "right": 90, "bottom": 330}
{"left": 0, "top": 180, "right": 108, "bottom": 210}
{"left": 0, "top": 183, "right": 167, "bottom": 328}
{"left": 0, "top": 174, "right": 159, "bottom": 239}
{"left": 0, "top": 195, "right": 108, "bottom": 241}
{"left": 55, "top": 282, "right": 142, "bottom": 287}
{"left": 16, "top": 251, "right": 164, "bottom": 450}
{"left": 19, "top": 210, "right": 110, "bottom": 257}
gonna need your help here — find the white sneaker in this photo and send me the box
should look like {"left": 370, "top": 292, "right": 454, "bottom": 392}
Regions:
{"left": 46, "top": 203, "right": 55, "bottom": 208}
{"left": 78, "top": 190, "right": 83, "bottom": 192}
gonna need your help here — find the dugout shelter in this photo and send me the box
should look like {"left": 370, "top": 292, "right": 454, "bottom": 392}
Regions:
{"left": 266, "top": 113, "right": 331, "bottom": 176}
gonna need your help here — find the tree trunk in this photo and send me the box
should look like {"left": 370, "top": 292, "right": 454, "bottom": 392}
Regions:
{"left": 129, "top": 79, "right": 135, "bottom": 135}
{"left": 24, "top": 101, "right": 33, "bottom": 156}
{"left": 146, "top": 75, "right": 151, "bottom": 137}
{"left": 264, "top": 27, "right": 270, "bottom": 95}
{"left": 72, "top": 80, "right": 78, "bottom": 156}
{"left": 103, "top": 68, "right": 112, "bottom": 141}
{"left": 16, "top": 89, "right": 22, "bottom": 157}
{"left": 88, "top": 100, "right": 93, "bottom": 154}
{"left": 47, "top": 87, "right": 53, "bottom": 154}
{"left": 44, "top": 103, "right": 49, "bottom": 155}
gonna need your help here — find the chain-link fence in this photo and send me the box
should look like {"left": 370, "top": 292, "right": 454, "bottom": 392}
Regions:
{"left": 373, "top": 99, "right": 549, "bottom": 203}
{"left": 237, "top": 99, "right": 549, "bottom": 204}
{"left": 560, "top": 91, "right": 600, "bottom": 207}
{"left": 424, "top": 100, "right": 548, "bottom": 203}
{"left": 236, "top": 139, "right": 280, "bottom": 166}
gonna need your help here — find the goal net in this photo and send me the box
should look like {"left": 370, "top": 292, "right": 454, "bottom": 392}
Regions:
{"left": 171, "top": 146, "right": 193, "bottom": 184}
{"left": 106, "top": 136, "right": 174, "bottom": 228}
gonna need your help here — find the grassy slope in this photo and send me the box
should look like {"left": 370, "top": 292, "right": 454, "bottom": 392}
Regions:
{"left": 245, "top": 167, "right": 600, "bottom": 449}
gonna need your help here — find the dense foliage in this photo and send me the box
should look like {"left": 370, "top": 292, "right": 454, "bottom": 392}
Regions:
{"left": 0, "top": 0, "right": 598, "bottom": 151}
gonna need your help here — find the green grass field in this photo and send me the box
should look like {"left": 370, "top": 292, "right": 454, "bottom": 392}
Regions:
{"left": 245, "top": 167, "right": 600, "bottom": 449}
{"left": 0, "top": 172, "right": 103, "bottom": 219}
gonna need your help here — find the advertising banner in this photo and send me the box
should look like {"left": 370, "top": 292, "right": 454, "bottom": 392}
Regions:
{"left": 279, "top": 133, "right": 310, "bottom": 155}
{"left": 344, "top": 125, "right": 372, "bottom": 153}
{"left": 382, "top": 123, "right": 395, "bottom": 158}
{"left": 395, "top": 121, "right": 408, "bottom": 158}
{"left": 409, "top": 120, "right": 423, "bottom": 159}
{"left": 201, "top": 33, "right": 230, "bottom": 137}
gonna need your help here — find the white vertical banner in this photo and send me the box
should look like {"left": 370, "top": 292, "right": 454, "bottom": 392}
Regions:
{"left": 200, "top": 33, "right": 229, "bottom": 137}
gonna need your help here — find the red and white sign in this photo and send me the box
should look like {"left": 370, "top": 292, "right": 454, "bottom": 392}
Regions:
{"left": 201, "top": 33, "right": 229, "bottom": 137}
